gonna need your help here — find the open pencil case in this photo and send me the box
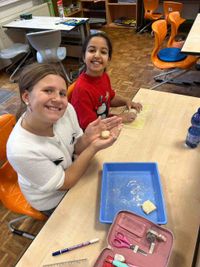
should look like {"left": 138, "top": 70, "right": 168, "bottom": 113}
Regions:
{"left": 94, "top": 211, "right": 173, "bottom": 267}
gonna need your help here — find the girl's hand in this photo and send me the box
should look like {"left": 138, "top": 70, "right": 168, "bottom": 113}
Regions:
{"left": 120, "top": 112, "right": 137, "bottom": 123}
{"left": 126, "top": 100, "right": 143, "bottom": 113}
{"left": 90, "top": 121, "right": 122, "bottom": 152}
{"left": 84, "top": 116, "right": 122, "bottom": 147}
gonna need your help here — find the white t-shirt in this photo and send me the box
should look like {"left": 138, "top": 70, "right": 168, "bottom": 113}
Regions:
{"left": 7, "top": 103, "right": 83, "bottom": 211}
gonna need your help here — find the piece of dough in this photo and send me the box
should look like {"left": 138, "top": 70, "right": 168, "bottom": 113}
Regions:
{"left": 124, "top": 108, "right": 137, "bottom": 114}
{"left": 142, "top": 200, "right": 157, "bottom": 214}
{"left": 101, "top": 130, "right": 110, "bottom": 139}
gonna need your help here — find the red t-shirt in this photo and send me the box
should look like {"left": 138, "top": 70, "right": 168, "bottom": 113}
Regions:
{"left": 70, "top": 72, "right": 115, "bottom": 130}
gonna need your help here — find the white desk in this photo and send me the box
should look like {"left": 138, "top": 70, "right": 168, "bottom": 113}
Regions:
{"left": 16, "top": 89, "right": 200, "bottom": 267}
{"left": 3, "top": 16, "right": 89, "bottom": 32}
{"left": 181, "top": 13, "right": 200, "bottom": 55}
{"left": 3, "top": 16, "right": 89, "bottom": 58}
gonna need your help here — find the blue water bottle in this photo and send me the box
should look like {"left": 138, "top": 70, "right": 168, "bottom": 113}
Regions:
{"left": 191, "top": 108, "right": 200, "bottom": 127}
{"left": 185, "top": 108, "right": 200, "bottom": 148}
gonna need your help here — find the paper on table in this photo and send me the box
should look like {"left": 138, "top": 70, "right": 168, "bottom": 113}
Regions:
{"left": 124, "top": 104, "right": 152, "bottom": 129}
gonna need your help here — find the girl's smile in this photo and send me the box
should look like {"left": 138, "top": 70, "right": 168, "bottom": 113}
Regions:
{"left": 22, "top": 74, "right": 68, "bottom": 135}
{"left": 84, "top": 36, "right": 110, "bottom": 77}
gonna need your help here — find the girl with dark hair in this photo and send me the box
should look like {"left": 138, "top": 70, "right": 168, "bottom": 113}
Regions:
{"left": 7, "top": 63, "right": 122, "bottom": 216}
{"left": 70, "top": 32, "right": 142, "bottom": 130}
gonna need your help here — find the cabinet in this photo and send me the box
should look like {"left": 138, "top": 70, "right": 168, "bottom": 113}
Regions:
{"left": 80, "top": 0, "right": 106, "bottom": 27}
{"left": 51, "top": 0, "right": 143, "bottom": 29}
{"left": 52, "top": 0, "right": 82, "bottom": 17}
{"left": 105, "top": 0, "right": 143, "bottom": 29}
{"left": 51, "top": 0, "right": 106, "bottom": 25}
{"left": 63, "top": 0, "right": 83, "bottom": 17}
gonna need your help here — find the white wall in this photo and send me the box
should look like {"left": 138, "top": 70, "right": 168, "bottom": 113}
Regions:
{"left": 0, "top": 1, "right": 50, "bottom": 68}
{"left": 0, "top": 0, "right": 42, "bottom": 20}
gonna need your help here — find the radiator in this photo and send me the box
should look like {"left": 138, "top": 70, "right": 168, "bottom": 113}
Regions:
{"left": 0, "top": 3, "right": 50, "bottom": 68}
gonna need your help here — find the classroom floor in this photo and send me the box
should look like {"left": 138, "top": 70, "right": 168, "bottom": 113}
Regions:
{"left": 0, "top": 27, "right": 199, "bottom": 267}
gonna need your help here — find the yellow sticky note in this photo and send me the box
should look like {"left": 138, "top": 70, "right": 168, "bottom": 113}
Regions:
{"left": 141, "top": 104, "right": 151, "bottom": 113}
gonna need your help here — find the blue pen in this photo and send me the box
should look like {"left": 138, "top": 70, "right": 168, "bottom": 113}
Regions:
{"left": 52, "top": 238, "right": 99, "bottom": 256}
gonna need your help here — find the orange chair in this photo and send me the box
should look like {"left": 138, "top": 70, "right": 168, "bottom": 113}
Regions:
{"left": 150, "top": 19, "right": 198, "bottom": 90}
{"left": 167, "top": 11, "right": 186, "bottom": 48}
{"left": 163, "top": 1, "right": 183, "bottom": 24}
{"left": 67, "top": 81, "right": 76, "bottom": 102}
{"left": 0, "top": 114, "right": 47, "bottom": 239}
{"left": 139, "top": 0, "right": 163, "bottom": 34}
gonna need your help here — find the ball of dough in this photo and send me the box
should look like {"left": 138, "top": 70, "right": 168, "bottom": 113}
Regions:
{"left": 101, "top": 130, "right": 110, "bottom": 139}
{"left": 124, "top": 108, "right": 137, "bottom": 114}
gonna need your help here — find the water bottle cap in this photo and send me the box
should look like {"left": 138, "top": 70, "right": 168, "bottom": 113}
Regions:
{"left": 57, "top": 0, "right": 63, "bottom": 5}
{"left": 191, "top": 109, "right": 200, "bottom": 126}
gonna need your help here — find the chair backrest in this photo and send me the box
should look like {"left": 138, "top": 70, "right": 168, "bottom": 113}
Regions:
{"left": 163, "top": 1, "right": 183, "bottom": 23}
{"left": 0, "top": 114, "right": 15, "bottom": 162}
{"left": 143, "top": 0, "right": 160, "bottom": 19}
{"left": 67, "top": 81, "right": 76, "bottom": 102}
{"left": 26, "top": 30, "right": 66, "bottom": 64}
{"left": 26, "top": 30, "right": 61, "bottom": 51}
{"left": 26, "top": 29, "right": 71, "bottom": 83}
{"left": 0, "top": 114, "right": 46, "bottom": 220}
{"left": 151, "top": 19, "right": 167, "bottom": 60}
{"left": 167, "top": 11, "right": 186, "bottom": 47}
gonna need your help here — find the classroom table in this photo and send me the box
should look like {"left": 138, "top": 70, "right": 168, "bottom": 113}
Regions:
{"left": 3, "top": 16, "right": 89, "bottom": 46}
{"left": 15, "top": 89, "right": 200, "bottom": 267}
{"left": 181, "top": 13, "right": 200, "bottom": 55}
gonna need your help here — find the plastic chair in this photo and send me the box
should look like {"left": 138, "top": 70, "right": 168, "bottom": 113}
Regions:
{"left": 26, "top": 29, "right": 72, "bottom": 83}
{"left": 163, "top": 1, "right": 183, "bottom": 24}
{"left": 167, "top": 11, "right": 186, "bottom": 48}
{"left": 0, "top": 114, "right": 47, "bottom": 240}
{"left": 67, "top": 81, "right": 76, "bottom": 102}
{"left": 150, "top": 19, "right": 198, "bottom": 90}
{"left": 0, "top": 43, "right": 31, "bottom": 83}
{"left": 139, "top": 0, "right": 163, "bottom": 34}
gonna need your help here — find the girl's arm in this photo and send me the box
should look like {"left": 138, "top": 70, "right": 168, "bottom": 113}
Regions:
{"left": 110, "top": 95, "right": 129, "bottom": 107}
{"left": 59, "top": 117, "right": 122, "bottom": 190}
{"left": 59, "top": 144, "right": 98, "bottom": 190}
{"left": 74, "top": 116, "right": 122, "bottom": 155}
{"left": 110, "top": 95, "right": 142, "bottom": 112}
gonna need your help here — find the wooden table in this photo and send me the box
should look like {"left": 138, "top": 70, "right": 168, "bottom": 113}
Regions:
{"left": 16, "top": 89, "right": 200, "bottom": 267}
{"left": 181, "top": 13, "right": 200, "bottom": 55}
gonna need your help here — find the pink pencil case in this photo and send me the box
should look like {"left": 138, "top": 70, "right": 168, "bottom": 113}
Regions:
{"left": 93, "top": 211, "right": 173, "bottom": 267}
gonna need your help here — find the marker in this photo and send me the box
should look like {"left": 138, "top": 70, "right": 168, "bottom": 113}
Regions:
{"left": 106, "top": 259, "right": 140, "bottom": 267}
{"left": 106, "top": 259, "right": 129, "bottom": 267}
{"left": 52, "top": 238, "right": 99, "bottom": 256}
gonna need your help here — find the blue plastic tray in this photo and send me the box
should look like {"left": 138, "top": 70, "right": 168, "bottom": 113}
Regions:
{"left": 99, "top": 162, "right": 167, "bottom": 224}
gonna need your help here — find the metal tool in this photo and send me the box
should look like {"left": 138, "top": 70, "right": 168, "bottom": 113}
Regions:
{"left": 146, "top": 232, "right": 156, "bottom": 254}
{"left": 43, "top": 258, "right": 88, "bottom": 267}
{"left": 147, "top": 229, "right": 167, "bottom": 242}
{"left": 112, "top": 232, "right": 147, "bottom": 256}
